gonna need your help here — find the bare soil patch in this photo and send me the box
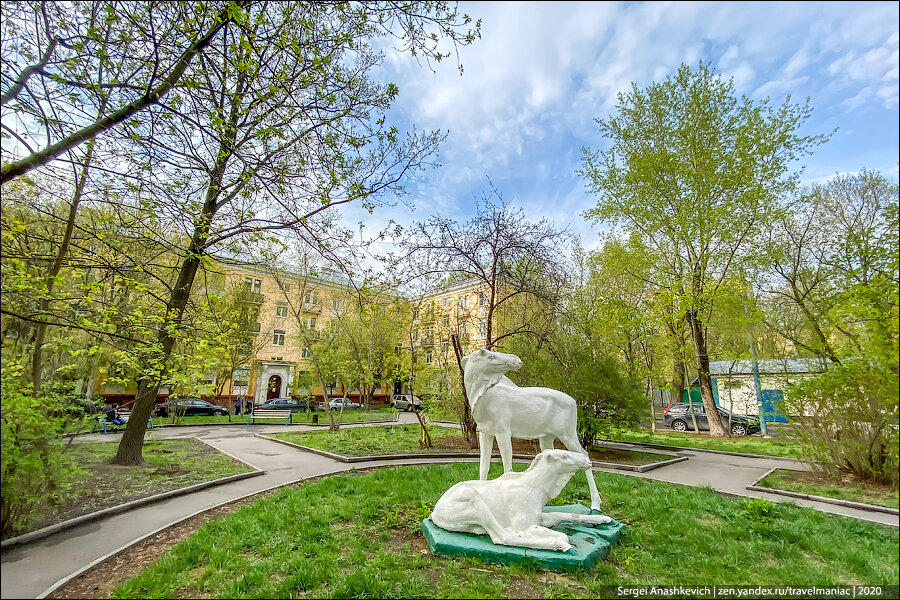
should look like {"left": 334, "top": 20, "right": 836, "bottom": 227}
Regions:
{"left": 8, "top": 438, "right": 250, "bottom": 540}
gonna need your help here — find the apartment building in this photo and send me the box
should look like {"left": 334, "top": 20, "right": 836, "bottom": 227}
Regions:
{"left": 88, "top": 266, "right": 500, "bottom": 407}
{"left": 408, "top": 278, "right": 493, "bottom": 368}
{"left": 224, "top": 263, "right": 359, "bottom": 405}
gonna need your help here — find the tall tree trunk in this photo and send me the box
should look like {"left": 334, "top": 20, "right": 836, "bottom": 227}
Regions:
{"left": 415, "top": 407, "right": 432, "bottom": 448}
{"left": 113, "top": 253, "right": 203, "bottom": 464}
{"left": 112, "top": 76, "right": 241, "bottom": 464}
{"left": 687, "top": 310, "right": 728, "bottom": 437}
{"left": 31, "top": 132, "right": 100, "bottom": 392}
{"left": 314, "top": 363, "right": 338, "bottom": 432}
{"left": 671, "top": 359, "right": 686, "bottom": 405}
{"left": 452, "top": 334, "right": 478, "bottom": 448}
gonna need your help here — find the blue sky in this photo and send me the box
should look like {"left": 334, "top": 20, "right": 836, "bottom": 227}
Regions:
{"left": 343, "top": 1, "right": 899, "bottom": 257}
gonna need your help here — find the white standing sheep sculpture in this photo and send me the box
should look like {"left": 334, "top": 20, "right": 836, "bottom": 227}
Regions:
{"left": 461, "top": 348, "right": 602, "bottom": 510}
{"left": 430, "top": 449, "right": 612, "bottom": 551}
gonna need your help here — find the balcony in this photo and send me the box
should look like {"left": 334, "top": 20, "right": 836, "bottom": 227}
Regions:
{"left": 303, "top": 303, "right": 322, "bottom": 313}
{"left": 419, "top": 337, "right": 435, "bottom": 347}
{"left": 238, "top": 290, "right": 265, "bottom": 304}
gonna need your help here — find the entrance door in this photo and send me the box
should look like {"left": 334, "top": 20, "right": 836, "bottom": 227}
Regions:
{"left": 267, "top": 375, "right": 282, "bottom": 401}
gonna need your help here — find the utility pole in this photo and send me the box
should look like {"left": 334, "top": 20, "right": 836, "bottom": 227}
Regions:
{"left": 743, "top": 293, "right": 768, "bottom": 436}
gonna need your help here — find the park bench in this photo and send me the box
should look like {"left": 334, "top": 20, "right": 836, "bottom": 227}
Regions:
{"left": 98, "top": 409, "right": 153, "bottom": 434}
{"left": 247, "top": 409, "right": 292, "bottom": 425}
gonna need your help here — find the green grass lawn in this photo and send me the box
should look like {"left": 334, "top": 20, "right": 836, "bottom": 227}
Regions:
{"left": 17, "top": 438, "right": 252, "bottom": 537}
{"left": 607, "top": 428, "right": 805, "bottom": 458}
{"left": 759, "top": 469, "right": 900, "bottom": 509}
{"left": 269, "top": 424, "right": 460, "bottom": 455}
{"left": 271, "top": 425, "right": 670, "bottom": 466}
{"left": 111, "top": 462, "right": 899, "bottom": 599}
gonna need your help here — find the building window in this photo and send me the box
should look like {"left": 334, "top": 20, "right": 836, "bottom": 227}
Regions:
{"left": 232, "top": 368, "right": 250, "bottom": 387}
{"left": 395, "top": 344, "right": 402, "bottom": 356}
{"left": 479, "top": 291, "right": 487, "bottom": 306}
{"left": 304, "top": 290, "right": 320, "bottom": 309}
{"left": 426, "top": 350, "right": 433, "bottom": 365}
{"left": 412, "top": 308, "right": 419, "bottom": 320}
{"left": 303, "top": 316, "right": 317, "bottom": 330}
{"left": 458, "top": 321, "right": 468, "bottom": 338}
{"left": 478, "top": 318, "right": 487, "bottom": 339}
{"left": 279, "top": 281, "right": 291, "bottom": 294}
{"left": 412, "top": 329, "right": 418, "bottom": 342}
{"left": 251, "top": 322, "right": 261, "bottom": 333}
{"left": 301, "top": 346, "right": 310, "bottom": 359}
{"left": 253, "top": 279, "right": 262, "bottom": 294}
{"left": 332, "top": 298, "right": 342, "bottom": 315}
{"left": 442, "top": 340, "right": 450, "bottom": 354}
{"left": 244, "top": 277, "right": 253, "bottom": 290}
{"left": 442, "top": 316, "right": 450, "bottom": 328}
{"left": 276, "top": 302, "right": 288, "bottom": 318}
{"left": 442, "top": 297, "right": 449, "bottom": 307}
{"left": 459, "top": 295, "right": 469, "bottom": 309}
{"left": 424, "top": 325, "right": 434, "bottom": 340}
{"left": 273, "top": 329, "right": 285, "bottom": 346}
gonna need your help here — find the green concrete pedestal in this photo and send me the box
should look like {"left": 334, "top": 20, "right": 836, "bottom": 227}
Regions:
{"left": 422, "top": 504, "right": 624, "bottom": 572}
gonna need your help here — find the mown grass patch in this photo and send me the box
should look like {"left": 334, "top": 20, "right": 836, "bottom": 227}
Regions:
{"left": 759, "top": 469, "right": 899, "bottom": 509}
{"left": 112, "top": 463, "right": 898, "bottom": 599}
{"left": 269, "top": 424, "right": 460, "bottom": 455}
{"left": 607, "top": 429, "right": 804, "bottom": 458}
{"left": 272, "top": 425, "right": 673, "bottom": 466}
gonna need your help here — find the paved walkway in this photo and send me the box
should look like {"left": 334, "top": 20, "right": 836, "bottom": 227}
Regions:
{"left": 2, "top": 416, "right": 896, "bottom": 599}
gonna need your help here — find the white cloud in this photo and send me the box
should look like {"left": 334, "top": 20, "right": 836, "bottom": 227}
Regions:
{"left": 345, "top": 1, "right": 899, "bottom": 255}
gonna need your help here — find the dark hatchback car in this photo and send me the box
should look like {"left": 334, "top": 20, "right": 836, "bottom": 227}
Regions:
{"left": 663, "top": 403, "right": 761, "bottom": 436}
{"left": 157, "top": 398, "right": 228, "bottom": 417}
{"left": 258, "top": 397, "right": 313, "bottom": 412}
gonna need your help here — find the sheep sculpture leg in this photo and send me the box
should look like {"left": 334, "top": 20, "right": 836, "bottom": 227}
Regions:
{"left": 539, "top": 434, "right": 601, "bottom": 511}
{"left": 556, "top": 432, "right": 602, "bottom": 511}
{"left": 478, "top": 431, "right": 493, "bottom": 480}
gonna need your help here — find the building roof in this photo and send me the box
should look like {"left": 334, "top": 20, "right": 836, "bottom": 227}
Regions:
{"left": 709, "top": 358, "right": 829, "bottom": 376}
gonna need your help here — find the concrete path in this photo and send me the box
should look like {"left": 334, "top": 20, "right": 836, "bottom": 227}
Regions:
{"left": 2, "top": 415, "right": 896, "bottom": 599}
{"left": 595, "top": 442, "right": 897, "bottom": 525}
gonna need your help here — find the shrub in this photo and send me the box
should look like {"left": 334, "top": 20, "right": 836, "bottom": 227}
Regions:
{"left": 0, "top": 359, "right": 83, "bottom": 536}
{"left": 783, "top": 358, "right": 898, "bottom": 487}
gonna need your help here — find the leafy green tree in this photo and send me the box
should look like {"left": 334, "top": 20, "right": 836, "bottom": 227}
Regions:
{"left": 0, "top": 358, "right": 83, "bottom": 536}
{"left": 108, "top": 2, "right": 479, "bottom": 463}
{"left": 765, "top": 170, "right": 898, "bottom": 484}
{"left": 1, "top": 1, "right": 247, "bottom": 183}
{"left": 762, "top": 170, "right": 899, "bottom": 364}
{"left": 580, "top": 61, "right": 828, "bottom": 436}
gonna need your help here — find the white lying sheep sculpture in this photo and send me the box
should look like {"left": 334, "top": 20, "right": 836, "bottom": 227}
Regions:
{"left": 430, "top": 449, "right": 612, "bottom": 551}
{"left": 461, "top": 348, "right": 602, "bottom": 510}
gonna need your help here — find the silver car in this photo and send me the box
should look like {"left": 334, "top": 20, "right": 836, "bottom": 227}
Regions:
{"left": 390, "top": 394, "right": 422, "bottom": 411}
{"left": 328, "top": 397, "right": 361, "bottom": 410}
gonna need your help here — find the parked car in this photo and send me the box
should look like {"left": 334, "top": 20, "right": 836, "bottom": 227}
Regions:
{"left": 258, "top": 397, "right": 311, "bottom": 412}
{"left": 390, "top": 394, "right": 422, "bottom": 411}
{"left": 328, "top": 397, "right": 361, "bottom": 410}
{"left": 663, "top": 402, "right": 761, "bottom": 436}
{"left": 157, "top": 398, "right": 228, "bottom": 417}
